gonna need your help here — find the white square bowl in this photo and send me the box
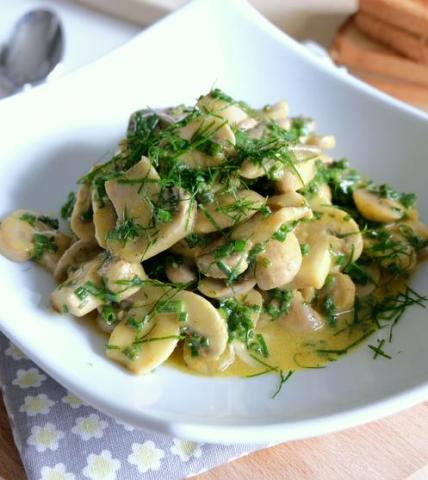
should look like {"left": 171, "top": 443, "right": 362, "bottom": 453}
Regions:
{"left": 0, "top": 0, "right": 427, "bottom": 444}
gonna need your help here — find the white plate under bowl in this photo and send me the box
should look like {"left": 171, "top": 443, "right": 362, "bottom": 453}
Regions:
{"left": 1, "top": 0, "right": 428, "bottom": 444}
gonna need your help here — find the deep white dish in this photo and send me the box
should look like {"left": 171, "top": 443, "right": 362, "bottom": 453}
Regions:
{"left": 0, "top": 0, "right": 427, "bottom": 444}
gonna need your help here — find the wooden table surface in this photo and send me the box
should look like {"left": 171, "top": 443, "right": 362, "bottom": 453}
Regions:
{"left": 2, "top": 396, "right": 428, "bottom": 480}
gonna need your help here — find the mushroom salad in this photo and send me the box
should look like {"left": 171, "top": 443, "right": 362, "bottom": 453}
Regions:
{"left": 1, "top": 90, "right": 427, "bottom": 393}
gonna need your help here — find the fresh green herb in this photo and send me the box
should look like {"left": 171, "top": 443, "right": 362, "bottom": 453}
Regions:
{"left": 219, "top": 297, "right": 261, "bottom": 348}
{"left": 100, "top": 305, "right": 118, "bottom": 326}
{"left": 114, "top": 275, "right": 146, "bottom": 289}
{"left": 185, "top": 233, "right": 214, "bottom": 249}
{"left": 368, "top": 339, "right": 392, "bottom": 360}
{"left": 316, "top": 329, "right": 376, "bottom": 356}
{"left": 364, "top": 227, "right": 415, "bottom": 276}
{"left": 208, "top": 88, "right": 255, "bottom": 116}
{"left": 32, "top": 234, "right": 58, "bottom": 261}
{"left": 122, "top": 345, "right": 140, "bottom": 361}
{"left": 234, "top": 125, "right": 301, "bottom": 182}
{"left": 61, "top": 192, "right": 76, "bottom": 220}
{"left": 264, "top": 289, "right": 293, "bottom": 320}
{"left": 187, "top": 333, "right": 209, "bottom": 357}
{"left": 321, "top": 294, "right": 337, "bottom": 327}
{"left": 300, "top": 243, "right": 310, "bottom": 256}
{"left": 246, "top": 354, "right": 294, "bottom": 398}
{"left": 248, "top": 242, "right": 266, "bottom": 263}
{"left": 107, "top": 214, "right": 142, "bottom": 244}
{"left": 363, "top": 287, "right": 427, "bottom": 342}
{"left": 79, "top": 207, "right": 93, "bottom": 223}
{"left": 343, "top": 260, "right": 375, "bottom": 286}
{"left": 73, "top": 281, "right": 118, "bottom": 305}
{"left": 272, "top": 370, "right": 294, "bottom": 398}
{"left": 249, "top": 333, "right": 269, "bottom": 358}
{"left": 374, "top": 183, "right": 417, "bottom": 209}
{"left": 154, "top": 207, "right": 172, "bottom": 224}
{"left": 133, "top": 335, "right": 184, "bottom": 346}
{"left": 20, "top": 213, "right": 59, "bottom": 230}
{"left": 272, "top": 222, "right": 297, "bottom": 242}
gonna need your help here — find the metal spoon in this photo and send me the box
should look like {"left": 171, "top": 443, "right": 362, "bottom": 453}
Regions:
{"left": 0, "top": 9, "right": 64, "bottom": 99}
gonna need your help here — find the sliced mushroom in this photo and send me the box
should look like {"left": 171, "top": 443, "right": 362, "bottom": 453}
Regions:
{"left": 303, "top": 134, "right": 336, "bottom": 150}
{"left": 275, "top": 158, "right": 317, "bottom": 193}
{"left": 165, "top": 256, "right": 198, "bottom": 284}
{"left": 106, "top": 156, "right": 159, "bottom": 226}
{"left": 307, "top": 183, "right": 332, "bottom": 208}
{"left": 259, "top": 100, "right": 288, "bottom": 121}
{"left": 178, "top": 113, "right": 235, "bottom": 168}
{"left": 0, "top": 210, "right": 71, "bottom": 271}
{"left": 279, "top": 291, "right": 325, "bottom": 332}
{"left": 195, "top": 190, "right": 265, "bottom": 234}
{"left": 238, "top": 117, "right": 258, "bottom": 131}
{"left": 267, "top": 192, "right": 308, "bottom": 211}
{"left": 311, "top": 206, "right": 363, "bottom": 264}
{"left": 255, "top": 234, "right": 302, "bottom": 290}
{"left": 183, "top": 343, "right": 235, "bottom": 375}
{"left": 50, "top": 254, "right": 105, "bottom": 316}
{"left": 180, "top": 113, "right": 235, "bottom": 147}
{"left": 50, "top": 254, "right": 146, "bottom": 317}
{"left": 290, "top": 144, "right": 322, "bottom": 158}
{"left": 197, "top": 276, "right": 256, "bottom": 299}
{"left": 197, "top": 93, "right": 248, "bottom": 125}
{"left": 320, "top": 273, "right": 355, "bottom": 313}
{"left": 92, "top": 188, "right": 117, "bottom": 249}
{"left": 195, "top": 238, "right": 250, "bottom": 279}
{"left": 300, "top": 287, "right": 316, "bottom": 303}
{"left": 364, "top": 225, "right": 417, "bottom": 274}
{"left": 98, "top": 256, "right": 146, "bottom": 298}
{"left": 353, "top": 188, "right": 404, "bottom": 223}
{"left": 107, "top": 314, "right": 180, "bottom": 374}
{"left": 36, "top": 234, "right": 71, "bottom": 273}
{"left": 70, "top": 183, "right": 95, "bottom": 241}
{"left": 401, "top": 219, "right": 428, "bottom": 241}
{"left": 238, "top": 157, "right": 285, "bottom": 180}
{"left": 231, "top": 206, "right": 311, "bottom": 245}
{"left": 287, "top": 233, "right": 331, "bottom": 289}
{"left": 169, "top": 238, "right": 204, "bottom": 260}
{"left": 54, "top": 239, "right": 100, "bottom": 282}
{"left": 178, "top": 290, "right": 228, "bottom": 360}
{"left": 106, "top": 157, "right": 196, "bottom": 261}
{"left": 178, "top": 149, "right": 226, "bottom": 169}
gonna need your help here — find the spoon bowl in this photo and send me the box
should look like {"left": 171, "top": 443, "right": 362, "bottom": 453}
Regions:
{"left": 0, "top": 9, "right": 63, "bottom": 96}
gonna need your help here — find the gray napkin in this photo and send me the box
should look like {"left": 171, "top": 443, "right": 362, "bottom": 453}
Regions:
{"left": 0, "top": 333, "right": 265, "bottom": 479}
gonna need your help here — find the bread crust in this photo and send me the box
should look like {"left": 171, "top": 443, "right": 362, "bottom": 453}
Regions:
{"left": 360, "top": 0, "right": 428, "bottom": 38}
{"left": 331, "top": 17, "right": 428, "bottom": 87}
{"left": 354, "top": 12, "right": 428, "bottom": 64}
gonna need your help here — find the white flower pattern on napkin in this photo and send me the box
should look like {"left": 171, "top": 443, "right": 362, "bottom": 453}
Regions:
{"left": 62, "top": 392, "right": 85, "bottom": 409}
{"left": 128, "top": 441, "right": 165, "bottom": 473}
{"left": 27, "top": 422, "right": 64, "bottom": 452}
{"left": 12, "top": 367, "right": 46, "bottom": 389}
{"left": 5, "top": 342, "right": 26, "bottom": 360}
{"left": 82, "top": 450, "right": 121, "bottom": 480}
{"left": 0, "top": 336, "right": 264, "bottom": 479}
{"left": 19, "top": 394, "right": 55, "bottom": 416}
{"left": 71, "top": 414, "right": 108, "bottom": 441}
{"left": 171, "top": 438, "right": 203, "bottom": 462}
{"left": 40, "top": 463, "right": 76, "bottom": 480}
